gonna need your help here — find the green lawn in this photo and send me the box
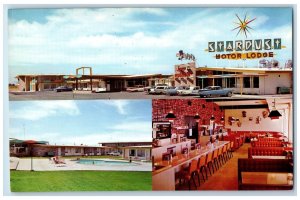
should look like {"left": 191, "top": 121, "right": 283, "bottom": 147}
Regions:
{"left": 10, "top": 170, "right": 152, "bottom": 192}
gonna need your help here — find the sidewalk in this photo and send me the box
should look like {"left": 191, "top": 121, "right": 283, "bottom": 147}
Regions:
{"left": 13, "top": 158, "right": 151, "bottom": 171}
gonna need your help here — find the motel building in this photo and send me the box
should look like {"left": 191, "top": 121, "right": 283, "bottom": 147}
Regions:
{"left": 15, "top": 74, "right": 173, "bottom": 92}
{"left": 174, "top": 62, "right": 293, "bottom": 95}
{"left": 10, "top": 139, "right": 152, "bottom": 161}
{"left": 14, "top": 61, "right": 292, "bottom": 95}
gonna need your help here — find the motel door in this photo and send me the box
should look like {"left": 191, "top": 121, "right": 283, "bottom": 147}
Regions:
{"left": 130, "top": 149, "right": 136, "bottom": 157}
{"left": 57, "top": 147, "right": 61, "bottom": 156}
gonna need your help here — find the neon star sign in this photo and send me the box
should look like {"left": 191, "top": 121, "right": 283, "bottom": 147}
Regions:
{"left": 232, "top": 14, "right": 256, "bottom": 38}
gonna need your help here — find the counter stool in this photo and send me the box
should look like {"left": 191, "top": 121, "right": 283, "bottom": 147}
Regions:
{"left": 205, "top": 151, "right": 214, "bottom": 177}
{"left": 228, "top": 141, "right": 234, "bottom": 158}
{"left": 197, "top": 155, "right": 207, "bottom": 184}
{"left": 218, "top": 146, "right": 224, "bottom": 166}
{"left": 212, "top": 149, "right": 219, "bottom": 171}
{"left": 178, "top": 159, "right": 199, "bottom": 190}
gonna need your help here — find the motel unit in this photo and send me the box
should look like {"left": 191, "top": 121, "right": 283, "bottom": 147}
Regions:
{"left": 10, "top": 140, "right": 152, "bottom": 161}
{"left": 15, "top": 74, "right": 173, "bottom": 92}
{"left": 175, "top": 62, "right": 292, "bottom": 95}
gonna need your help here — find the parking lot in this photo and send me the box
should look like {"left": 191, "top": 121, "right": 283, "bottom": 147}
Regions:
{"left": 9, "top": 90, "right": 291, "bottom": 101}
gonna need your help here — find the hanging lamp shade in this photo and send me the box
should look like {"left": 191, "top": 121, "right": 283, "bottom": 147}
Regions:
{"left": 268, "top": 110, "right": 282, "bottom": 120}
{"left": 220, "top": 116, "right": 225, "bottom": 123}
{"left": 194, "top": 113, "right": 200, "bottom": 122}
{"left": 166, "top": 111, "right": 176, "bottom": 122}
{"left": 268, "top": 99, "right": 282, "bottom": 120}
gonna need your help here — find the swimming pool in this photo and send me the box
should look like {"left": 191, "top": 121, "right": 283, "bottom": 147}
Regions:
{"left": 77, "top": 159, "right": 139, "bottom": 166}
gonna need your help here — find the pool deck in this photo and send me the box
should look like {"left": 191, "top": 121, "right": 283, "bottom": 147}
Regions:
{"left": 10, "top": 157, "right": 151, "bottom": 171}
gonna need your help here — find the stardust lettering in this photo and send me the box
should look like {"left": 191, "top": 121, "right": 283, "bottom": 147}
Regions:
{"left": 208, "top": 38, "right": 282, "bottom": 52}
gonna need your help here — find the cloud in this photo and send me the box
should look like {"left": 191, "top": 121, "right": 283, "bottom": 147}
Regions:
{"left": 110, "top": 121, "right": 151, "bottom": 132}
{"left": 9, "top": 101, "right": 80, "bottom": 121}
{"left": 49, "top": 131, "right": 152, "bottom": 146}
{"left": 102, "top": 100, "right": 130, "bottom": 115}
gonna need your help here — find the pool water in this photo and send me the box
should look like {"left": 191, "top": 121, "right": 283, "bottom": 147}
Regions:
{"left": 77, "top": 159, "right": 138, "bottom": 166}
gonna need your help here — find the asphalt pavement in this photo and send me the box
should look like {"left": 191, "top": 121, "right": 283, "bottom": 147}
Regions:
{"left": 9, "top": 91, "right": 292, "bottom": 101}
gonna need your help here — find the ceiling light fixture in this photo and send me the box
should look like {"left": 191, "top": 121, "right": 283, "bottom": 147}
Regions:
{"left": 166, "top": 110, "right": 176, "bottom": 122}
{"left": 268, "top": 99, "right": 282, "bottom": 120}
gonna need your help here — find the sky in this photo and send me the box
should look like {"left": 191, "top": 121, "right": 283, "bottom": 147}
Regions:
{"left": 9, "top": 100, "right": 152, "bottom": 146}
{"left": 7, "top": 7, "right": 293, "bottom": 83}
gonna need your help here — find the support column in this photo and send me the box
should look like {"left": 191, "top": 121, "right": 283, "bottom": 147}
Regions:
{"left": 240, "top": 77, "right": 243, "bottom": 95}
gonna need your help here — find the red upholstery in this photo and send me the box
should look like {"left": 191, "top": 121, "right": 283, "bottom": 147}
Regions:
{"left": 251, "top": 141, "right": 283, "bottom": 147}
{"left": 258, "top": 138, "right": 281, "bottom": 142}
{"left": 248, "top": 147, "right": 285, "bottom": 158}
{"left": 223, "top": 135, "right": 242, "bottom": 150}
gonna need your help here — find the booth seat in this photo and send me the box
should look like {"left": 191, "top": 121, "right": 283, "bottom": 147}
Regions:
{"left": 251, "top": 141, "right": 283, "bottom": 147}
{"left": 257, "top": 138, "right": 282, "bottom": 142}
{"left": 248, "top": 147, "right": 285, "bottom": 158}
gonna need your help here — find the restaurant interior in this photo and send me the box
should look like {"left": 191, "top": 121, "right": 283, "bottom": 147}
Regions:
{"left": 152, "top": 98, "right": 293, "bottom": 191}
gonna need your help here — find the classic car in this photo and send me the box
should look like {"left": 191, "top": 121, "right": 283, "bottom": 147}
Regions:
{"left": 94, "top": 87, "right": 107, "bottom": 93}
{"left": 126, "top": 85, "right": 145, "bottom": 92}
{"left": 107, "top": 151, "right": 121, "bottom": 156}
{"left": 148, "top": 86, "right": 169, "bottom": 95}
{"left": 178, "top": 86, "right": 201, "bottom": 96}
{"left": 54, "top": 86, "right": 73, "bottom": 92}
{"left": 199, "top": 86, "right": 233, "bottom": 97}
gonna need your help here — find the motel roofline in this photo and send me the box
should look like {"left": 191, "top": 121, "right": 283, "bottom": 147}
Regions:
{"left": 120, "top": 145, "right": 152, "bottom": 149}
{"left": 196, "top": 66, "right": 292, "bottom": 73}
{"left": 32, "top": 144, "right": 109, "bottom": 148}
{"left": 15, "top": 67, "right": 291, "bottom": 79}
{"left": 15, "top": 73, "right": 171, "bottom": 79}
{"left": 99, "top": 141, "right": 151, "bottom": 144}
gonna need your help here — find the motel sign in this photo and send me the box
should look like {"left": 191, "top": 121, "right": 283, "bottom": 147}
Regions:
{"left": 208, "top": 39, "right": 282, "bottom": 52}
{"left": 207, "top": 38, "right": 283, "bottom": 60}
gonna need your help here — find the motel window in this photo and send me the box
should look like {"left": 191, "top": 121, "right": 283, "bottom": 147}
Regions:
{"left": 226, "top": 78, "right": 236, "bottom": 88}
{"left": 129, "top": 149, "right": 136, "bottom": 157}
{"left": 137, "top": 149, "right": 145, "bottom": 157}
{"left": 243, "top": 77, "right": 250, "bottom": 88}
{"left": 75, "top": 148, "right": 80, "bottom": 153}
{"left": 253, "top": 77, "right": 259, "bottom": 88}
{"left": 214, "top": 78, "right": 222, "bottom": 87}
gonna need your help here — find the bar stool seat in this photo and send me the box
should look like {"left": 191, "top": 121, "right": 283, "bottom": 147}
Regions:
{"left": 177, "top": 159, "right": 199, "bottom": 190}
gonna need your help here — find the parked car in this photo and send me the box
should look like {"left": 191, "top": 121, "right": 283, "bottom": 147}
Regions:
{"left": 199, "top": 86, "right": 233, "bottom": 98}
{"left": 94, "top": 87, "right": 107, "bottom": 93}
{"left": 147, "top": 84, "right": 169, "bottom": 94}
{"left": 176, "top": 86, "right": 188, "bottom": 95}
{"left": 165, "top": 86, "right": 186, "bottom": 96}
{"left": 54, "top": 86, "right": 73, "bottom": 92}
{"left": 149, "top": 86, "right": 169, "bottom": 95}
{"left": 126, "top": 85, "right": 144, "bottom": 92}
{"left": 107, "top": 151, "right": 121, "bottom": 156}
{"left": 178, "top": 86, "right": 201, "bottom": 96}
{"left": 190, "top": 86, "right": 201, "bottom": 96}
{"left": 144, "top": 86, "right": 154, "bottom": 92}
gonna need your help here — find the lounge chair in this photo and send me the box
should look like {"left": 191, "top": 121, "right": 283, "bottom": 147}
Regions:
{"left": 52, "top": 156, "right": 66, "bottom": 166}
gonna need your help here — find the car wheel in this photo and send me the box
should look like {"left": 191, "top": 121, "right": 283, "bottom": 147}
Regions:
{"left": 208, "top": 94, "right": 213, "bottom": 98}
{"left": 227, "top": 92, "right": 232, "bottom": 97}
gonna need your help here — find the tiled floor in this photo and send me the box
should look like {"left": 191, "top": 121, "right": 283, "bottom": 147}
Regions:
{"left": 176, "top": 143, "right": 250, "bottom": 190}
